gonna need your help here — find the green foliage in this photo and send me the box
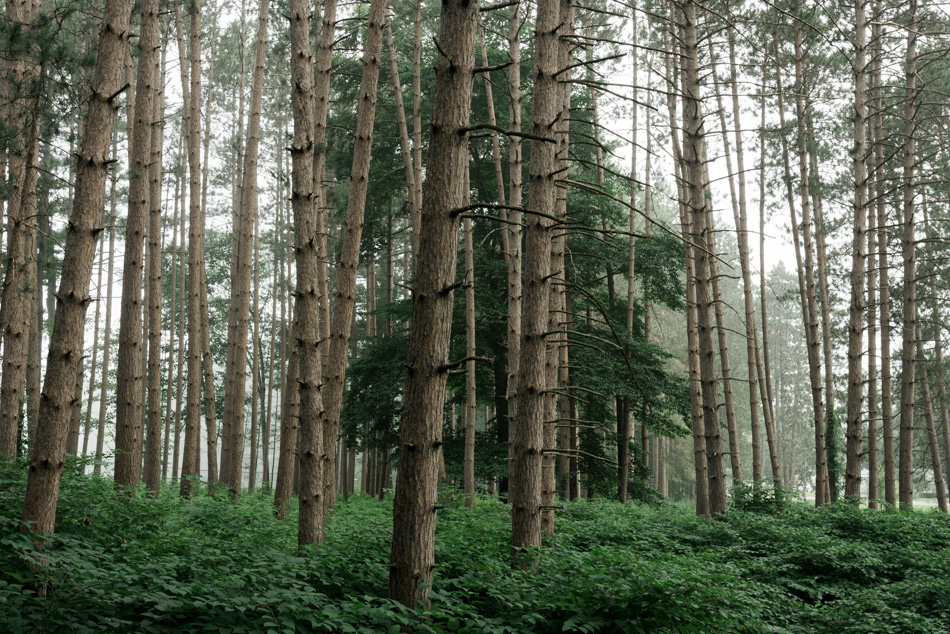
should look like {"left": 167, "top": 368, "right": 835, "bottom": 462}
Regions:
{"left": 824, "top": 410, "right": 843, "bottom": 503}
{"left": 3, "top": 465, "right": 950, "bottom": 633}
{"left": 731, "top": 479, "right": 792, "bottom": 514}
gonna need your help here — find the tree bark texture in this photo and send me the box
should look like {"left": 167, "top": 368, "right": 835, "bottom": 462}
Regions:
{"left": 22, "top": 0, "right": 134, "bottom": 538}
{"left": 388, "top": 0, "right": 476, "bottom": 607}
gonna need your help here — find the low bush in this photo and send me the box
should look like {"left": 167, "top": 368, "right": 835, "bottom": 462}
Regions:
{"left": 2, "top": 461, "right": 949, "bottom": 632}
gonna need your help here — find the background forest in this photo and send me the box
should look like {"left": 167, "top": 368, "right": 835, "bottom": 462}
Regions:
{"left": 1, "top": 0, "right": 950, "bottom": 630}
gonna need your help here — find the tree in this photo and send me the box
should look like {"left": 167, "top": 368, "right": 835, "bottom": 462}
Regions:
{"left": 113, "top": 0, "right": 159, "bottom": 491}
{"left": 0, "top": 0, "right": 42, "bottom": 461}
{"left": 388, "top": 0, "right": 476, "bottom": 606}
{"left": 220, "top": 0, "right": 270, "bottom": 497}
{"left": 22, "top": 0, "right": 134, "bottom": 538}
{"left": 180, "top": 0, "right": 204, "bottom": 500}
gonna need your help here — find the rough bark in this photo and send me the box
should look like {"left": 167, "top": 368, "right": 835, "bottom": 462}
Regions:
{"left": 180, "top": 0, "right": 203, "bottom": 500}
{"left": 899, "top": 0, "right": 917, "bottom": 511}
{"left": 917, "top": 331, "right": 947, "bottom": 513}
{"left": 388, "top": 0, "right": 476, "bottom": 606}
{"left": 221, "top": 0, "right": 270, "bottom": 497}
{"left": 143, "top": 33, "right": 166, "bottom": 496}
{"left": 665, "top": 21, "right": 707, "bottom": 516}
{"left": 776, "top": 33, "right": 828, "bottom": 504}
{"left": 0, "top": 0, "right": 42, "bottom": 461}
{"left": 844, "top": 0, "right": 868, "bottom": 501}
{"left": 114, "top": 0, "right": 159, "bottom": 490}
{"left": 464, "top": 214, "right": 476, "bottom": 508}
{"left": 680, "top": 0, "right": 725, "bottom": 515}
{"left": 315, "top": 0, "right": 386, "bottom": 536}
{"left": 22, "top": 0, "right": 134, "bottom": 538}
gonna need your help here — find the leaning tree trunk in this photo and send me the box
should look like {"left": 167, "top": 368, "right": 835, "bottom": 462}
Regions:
{"left": 776, "top": 34, "right": 828, "bottom": 505}
{"left": 388, "top": 0, "right": 476, "bottom": 607}
{"left": 22, "top": 0, "right": 134, "bottom": 539}
{"left": 316, "top": 0, "right": 387, "bottom": 536}
{"left": 114, "top": 0, "right": 159, "bottom": 491}
{"left": 917, "top": 330, "right": 948, "bottom": 513}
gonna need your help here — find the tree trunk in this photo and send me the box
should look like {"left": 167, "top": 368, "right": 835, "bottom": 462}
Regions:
{"left": 867, "top": 170, "right": 879, "bottom": 508}
{"left": 249, "top": 213, "right": 261, "bottom": 491}
{"left": 502, "top": 0, "right": 525, "bottom": 503}
{"left": 312, "top": 0, "right": 339, "bottom": 360}
{"left": 163, "top": 136, "right": 182, "bottom": 482}
{"left": 899, "top": 0, "right": 917, "bottom": 511}
{"left": 776, "top": 33, "right": 828, "bottom": 505}
{"left": 917, "top": 330, "right": 947, "bottom": 513}
{"left": 871, "top": 0, "right": 895, "bottom": 506}
{"left": 680, "top": 0, "right": 726, "bottom": 515}
{"left": 464, "top": 213, "right": 476, "bottom": 508}
{"left": 144, "top": 33, "right": 166, "bottom": 496}
{"left": 221, "top": 0, "right": 270, "bottom": 497}
{"left": 114, "top": 0, "right": 159, "bottom": 490}
{"left": 0, "top": 0, "right": 42, "bottom": 461}
{"left": 22, "top": 0, "right": 134, "bottom": 539}
{"left": 844, "top": 0, "right": 868, "bottom": 502}
{"left": 315, "top": 0, "right": 386, "bottom": 536}
{"left": 95, "top": 154, "right": 118, "bottom": 476}
{"left": 388, "top": 0, "right": 476, "bottom": 606}
{"left": 665, "top": 21, "right": 707, "bottom": 516}
{"left": 180, "top": 0, "right": 204, "bottom": 500}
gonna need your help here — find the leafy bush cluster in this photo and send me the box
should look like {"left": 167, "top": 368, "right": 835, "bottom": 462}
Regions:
{"left": 2, "top": 460, "right": 949, "bottom": 633}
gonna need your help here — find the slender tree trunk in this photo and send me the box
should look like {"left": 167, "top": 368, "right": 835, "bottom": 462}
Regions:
{"left": 867, "top": 171, "right": 879, "bottom": 508}
{"left": 871, "top": 0, "right": 895, "bottom": 506}
{"left": 249, "top": 214, "right": 261, "bottom": 491}
{"left": 776, "top": 34, "right": 828, "bottom": 505}
{"left": 180, "top": 0, "right": 204, "bottom": 500}
{"left": 899, "top": 0, "right": 918, "bottom": 511}
{"left": 844, "top": 0, "right": 868, "bottom": 501}
{"left": 680, "top": 0, "right": 725, "bottom": 515}
{"left": 723, "top": 3, "right": 764, "bottom": 483}
{"left": 464, "top": 213, "right": 476, "bottom": 508}
{"left": 143, "top": 33, "right": 166, "bottom": 496}
{"left": 917, "top": 330, "right": 947, "bottom": 512}
{"left": 511, "top": 0, "right": 560, "bottom": 557}
{"left": 83, "top": 236, "right": 104, "bottom": 459}
{"left": 221, "top": 0, "right": 270, "bottom": 497}
{"left": 163, "top": 138, "right": 182, "bottom": 482}
{"left": 22, "top": 0, "right": 134, "bottom": 539}
{"left": 315, "top": 0, "right": 387, "bottom": 535}
{"left": 95, "top": 153, "right": 118, "bottom": 476}
{"left": 665, "top": 21, "right": 707, "bottom": 515}
{"left": 502, "top": 0, "right": 525, "bottom": 502}
{"left": 114, "top": 0, "right": 159, "bottom": 490}
{"left": 0, "top": 0, "right": 41, "bottom": 461}
{"left": 388, "top": 0, "right": 476, "bottom": 606}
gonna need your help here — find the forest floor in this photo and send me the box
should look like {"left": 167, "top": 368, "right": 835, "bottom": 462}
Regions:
{"left": 2, "top": 460, "right": 950, "bottom": 633}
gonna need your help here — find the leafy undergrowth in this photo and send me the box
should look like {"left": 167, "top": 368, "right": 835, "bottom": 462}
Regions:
{"left": 2, "top": 461, "right": 949, "bottom": 633}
